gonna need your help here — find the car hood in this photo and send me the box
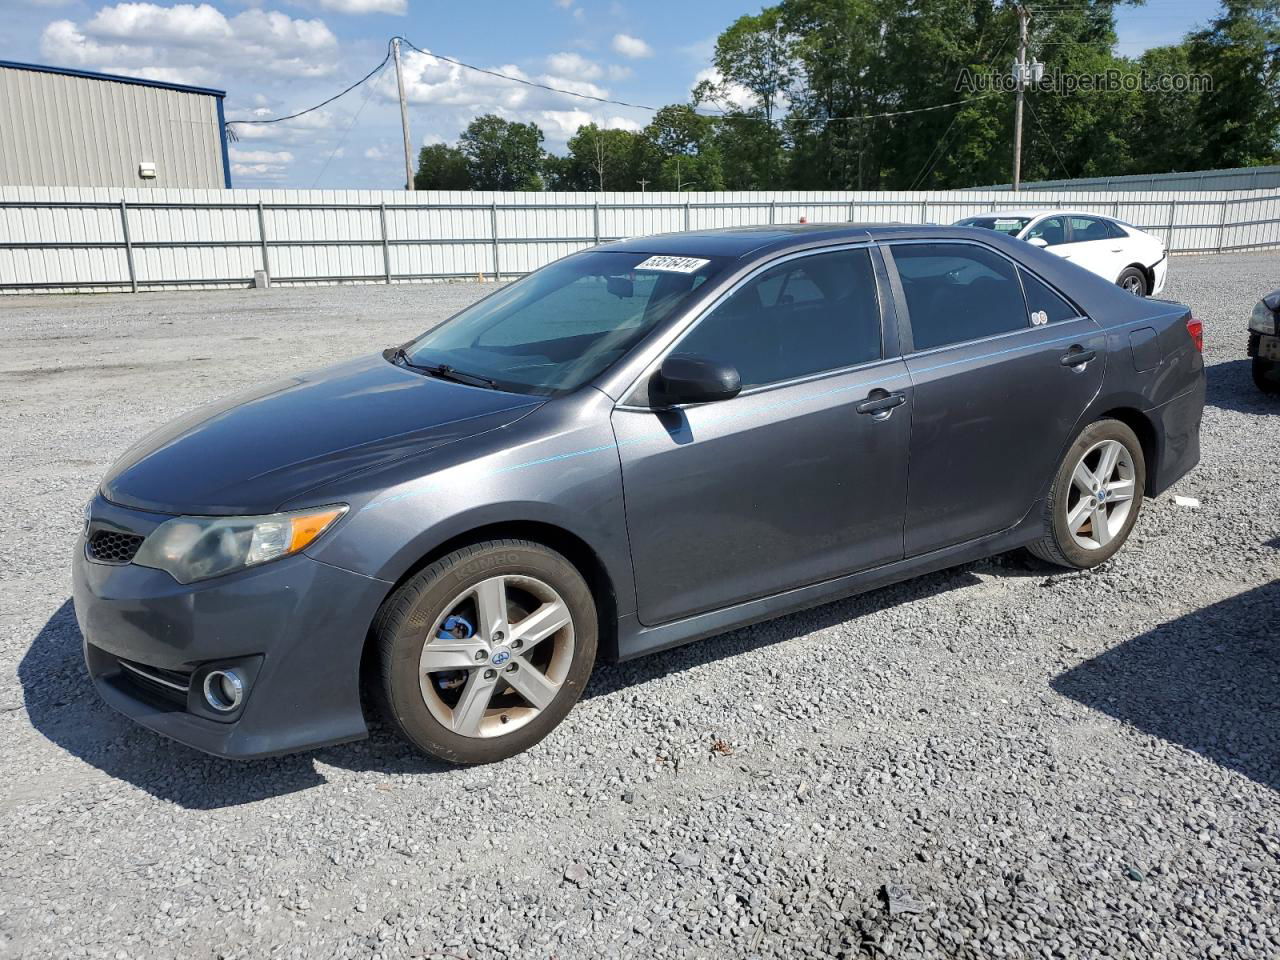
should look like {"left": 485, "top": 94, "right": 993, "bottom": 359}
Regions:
{"left": 101, "top": 353, "right": 543, "bottom": 515}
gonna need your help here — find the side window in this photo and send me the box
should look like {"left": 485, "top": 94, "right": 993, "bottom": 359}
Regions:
{"left": 1068, "top": 217, "right": 1113, "bottom": 243}
{"left": 1026, "top": 217, "right": 1067, "bottom": 246}
{"left": 673, "top": 248, "right": 881, "bottom": 390}
{"left": 1020, "top": 268, "right": 1080, "bottom": 325}
{"left": 891, "top": 242, "right": 1028, "bottom": 351}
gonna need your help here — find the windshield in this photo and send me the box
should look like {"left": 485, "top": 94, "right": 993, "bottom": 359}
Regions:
{"left": 402, "top": 250, "right": 727, "bottom": 396}
{"left": 956, "top": 216, "right": 1032, "bottom": 236}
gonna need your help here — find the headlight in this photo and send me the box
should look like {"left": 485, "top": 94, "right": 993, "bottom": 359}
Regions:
{"left": 1250, "top": 300, "right": 1277, "bottom": 336}
{"left": 133, "top": 505, "right": 347, "bottom": 584}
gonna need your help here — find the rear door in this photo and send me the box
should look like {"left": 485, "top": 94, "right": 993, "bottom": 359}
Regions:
{"left": 612, "top": 246, "right": 913, "bottom": 625}
{"left": 1059, "top": 216, "right": 1124, "bottom": 282}
{"left": 883, "top": 241, "right": 1106, "bottom": 556}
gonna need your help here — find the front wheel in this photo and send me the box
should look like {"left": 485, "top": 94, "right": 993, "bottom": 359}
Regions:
{"left": 1254, "top": 357, "right": 1280, "bottom": 394}
{"left": 1029, "top": 419, "right": 1146, "bottom": 569}
{"left": 375, "top": 540, "right": 598, "bottom": 764}
{"left": 1117, "top": 267, "right": 1148, "bottom": 297}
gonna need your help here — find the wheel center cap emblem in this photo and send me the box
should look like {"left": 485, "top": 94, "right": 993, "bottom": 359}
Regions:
{"left": 1097, "top": 489, "right": 1107, "bottom": 502}
{"left": 491, "top": 649, "right": 511, "bottom": 666}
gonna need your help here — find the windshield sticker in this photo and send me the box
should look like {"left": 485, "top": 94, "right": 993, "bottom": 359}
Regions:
{"left": 634, "top": 255, "right": 711, "bottom": 274}
{"left": 995, "top": 219, "right": 1022, "bottom": 229}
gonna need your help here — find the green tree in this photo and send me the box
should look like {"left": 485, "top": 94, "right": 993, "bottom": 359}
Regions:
{"left": 643, "top": 105, "right": 725, "bottom": 190}
{"left": 555, "top": 124, "right": 660, "bottom": 191}
{"left": 413, "top": 143, "right": 471, "bottom": 190}
{"left": 1188, "top": 0, "right": 1280, "bottom": 168}
{"left": 459, "top": 115, "right": 547, "bottom": 190}
{"left": 1128, "top": 44, "right": 1204, "bottom": 174}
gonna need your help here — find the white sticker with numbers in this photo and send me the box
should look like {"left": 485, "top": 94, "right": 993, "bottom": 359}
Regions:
{"left": 634, "top": 255, "right": 711, "bottom": 274}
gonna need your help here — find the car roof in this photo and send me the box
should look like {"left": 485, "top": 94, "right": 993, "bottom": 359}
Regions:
{"left": 598, "top": 222, "right": 1053, "bottom": 260}
{"left": 959, "top": 210, "right": 1117, "bottom": 221}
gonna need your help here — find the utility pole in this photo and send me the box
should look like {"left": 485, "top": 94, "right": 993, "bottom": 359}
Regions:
{"left": 393, "top": 38, "right": 415, "bottom": 191}
{"left": 637, "top": 178, "right": 649, "bottom": 192}
{"left": 1012, "top": 4, "right": 1029, "bottom": 191}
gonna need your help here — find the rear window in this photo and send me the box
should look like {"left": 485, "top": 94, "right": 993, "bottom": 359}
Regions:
{"left": 957, "top": 216, "right": 1031, "bottom": 237}
{"left": 892, "top": 242, "right": 1028, "bottom": 350}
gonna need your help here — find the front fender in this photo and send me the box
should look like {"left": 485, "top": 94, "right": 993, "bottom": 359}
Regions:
{"left": 303, "top": 392, "right": 637, "bottom": 617}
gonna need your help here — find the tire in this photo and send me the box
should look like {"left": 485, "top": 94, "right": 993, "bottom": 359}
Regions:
{"left": 375, "top": 539, "right": 597, "bottom": 764}
{"left": 1117, "top": 267, "right": 1148, "bottom": 297}
{"left": 1029, "top": 419, "right": 1146, "bottom": 569}
{"left": 1253, "top": 357, "right": 1280, "bottom": 395}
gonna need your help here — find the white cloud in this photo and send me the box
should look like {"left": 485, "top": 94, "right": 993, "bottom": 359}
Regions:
{"left": 546, "top": 51, "right": 601, "bottom": 82}
{"left": 229, "top": 148, "right": 295, "bottom": 163}
{"left": 41, "top": 3, "right": 340, "bottom": 82}
{"left": 229, "top": 147, "right": 293, "bottom": 180}
{"left": 553, "top": 0, "right": 572, "bottom": 7}
{"left": 694, "top": 67, "right": 760, "bottom": 112}
{"left": 385, "top": 48, "right": 649, "bottom": 149}
{"left": 231, "top": 162, "right": 288, "bottom": 179}
{"left": 611, "top": 33, "right": 652, "bottom": 59}
{"left": 390, "top": 48, "right": 612, "bottom": 112}
{"left": 309, "top": 0, "right": 406, "bottom": 13}
{"left": 363, "top": 145, "right": 385, "bottom": 159}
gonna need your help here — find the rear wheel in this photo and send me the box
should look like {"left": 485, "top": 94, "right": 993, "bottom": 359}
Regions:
{"left": 375, "top": 540, "right": 597, "bottom": 764}
{"left": 1030, "top": 419, "right": 1146, "bottom": 569}
{"left": 1117, "top": 267, "right": 1147, "bottom": 297}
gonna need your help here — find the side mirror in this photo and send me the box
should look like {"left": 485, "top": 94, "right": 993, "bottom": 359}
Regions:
{"left": 606, "top": 275, "right": 634, "bottom": 299}
{"left": 652, "top": 354, "right": 741, "bottom": 407}
{"left": 1026, "top": 236, "right": 1049, "bottom": 248}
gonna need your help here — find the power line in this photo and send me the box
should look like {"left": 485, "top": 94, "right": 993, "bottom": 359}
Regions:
{"left": 397, "top": 36, "right": 662, "bottom": 111}
{"left": 224, "top": 34, "right": 1004, "bottom": 144}
{"left": 225, "top": 40, "right": 392, "bottom": 136}
{"left": 312, "top": 58, "right": 390, "bottom": 188}
{"left": 398, "top": 36, "right": 999, "bottom": 125}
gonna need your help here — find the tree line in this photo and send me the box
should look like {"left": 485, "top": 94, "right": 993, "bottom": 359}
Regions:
{"left": 415, "top": 0, "right": 1280, "bottom": 192}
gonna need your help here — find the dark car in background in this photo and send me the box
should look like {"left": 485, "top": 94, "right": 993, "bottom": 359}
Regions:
{"left": 1250, "top": 288, "right": 1280, "bottom": 393}
{"left": 73, "top": 224, "right": 1206, "bottom": 765}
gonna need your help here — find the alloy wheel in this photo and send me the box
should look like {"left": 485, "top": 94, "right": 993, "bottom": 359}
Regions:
{"left": 1122, "top": 275, "right": 1143, "bottom": 295}
{"left": 418, "top": 575, "right": 575, "bottom": 738}
{"left": 1065, "top": 439, "right": 1137, "bottom": 551}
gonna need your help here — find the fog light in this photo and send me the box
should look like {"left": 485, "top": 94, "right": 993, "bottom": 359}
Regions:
{"left": 203, "top": 669, "right": 245, "bottom": 712}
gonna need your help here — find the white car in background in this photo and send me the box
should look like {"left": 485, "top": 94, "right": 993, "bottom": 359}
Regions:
{"left": 954, "top": 210, "right": 1167, "bottom": 297}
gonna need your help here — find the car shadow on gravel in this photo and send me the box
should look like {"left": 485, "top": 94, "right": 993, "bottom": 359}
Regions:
{"left": 1052, "top": 580, "right": 1279, "bottom": 792}
{"left": 585, "top": 564, "right": 986, "bottom": 700}
{"left": 1205, "top": 358, "right": 1279, "bottom": 415}
{"left": 21, "top": 600, "right": 451, "bottom": 809}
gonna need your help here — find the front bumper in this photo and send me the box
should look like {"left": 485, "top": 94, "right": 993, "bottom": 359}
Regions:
{"left": 1151, "top": 255, "right": 1168, "bottom": 296}
{"left": 74, "top": 496, "right": 392, "bottom": 759}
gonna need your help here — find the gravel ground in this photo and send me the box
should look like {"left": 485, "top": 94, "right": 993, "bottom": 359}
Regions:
{"left": 0, "top": 256, "right": 1277, "bottom": 960}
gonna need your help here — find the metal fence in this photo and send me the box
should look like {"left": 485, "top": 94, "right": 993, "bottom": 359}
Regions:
{"left": 3, "top": 185, "right": 1279, "bottom": 294}
{"left": 977, "top": 163, "right": 1280, "bottom": 193}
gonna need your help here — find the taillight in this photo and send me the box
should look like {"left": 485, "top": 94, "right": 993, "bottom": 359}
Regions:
{"left": 1186, "top": 316, "right": 1203, "bottom": 352}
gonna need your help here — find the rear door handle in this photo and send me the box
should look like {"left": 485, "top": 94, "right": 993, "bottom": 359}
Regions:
{"left": 856, "top": 390, "right": 907, "bottom": 417}
{"left": 1061, "top": 347, "right": 1097, "bottom": 367}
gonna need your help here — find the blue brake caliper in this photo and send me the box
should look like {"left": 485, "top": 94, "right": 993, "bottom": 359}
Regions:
{"left": 434, "top": 615, "right": 475, "bottom": 691}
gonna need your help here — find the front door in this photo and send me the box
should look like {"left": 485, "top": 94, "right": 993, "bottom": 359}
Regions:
{"left": 612, "top": 246, "right": 913, "bottom": 626}
{"left": 884, "top": 241, "right": 1107, "bottom": 556}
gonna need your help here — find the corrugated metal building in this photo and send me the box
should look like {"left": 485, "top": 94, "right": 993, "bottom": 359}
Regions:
{"left": 0, "top": 61, "right": 230, "bottom": 189}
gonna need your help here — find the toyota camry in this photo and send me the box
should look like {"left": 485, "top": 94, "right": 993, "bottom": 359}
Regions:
{"left": 74, "top": 224, "right": 1205, "bottom": 764}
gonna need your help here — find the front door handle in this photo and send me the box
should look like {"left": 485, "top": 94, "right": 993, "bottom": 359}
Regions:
{"left": 856, "top": 389, "right": 907, "bottom": 417}
{"left": 1060, "top": 346, "right": 1097, "bottom": 367}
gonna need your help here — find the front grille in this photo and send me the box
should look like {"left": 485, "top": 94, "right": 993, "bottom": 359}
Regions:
{"left": 87, "top": 529, "right": 145, "bottom": 564}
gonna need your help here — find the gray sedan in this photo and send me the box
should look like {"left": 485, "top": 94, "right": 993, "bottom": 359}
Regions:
{"left": 74, "top": 224, "right": 1206, "bottom": 764}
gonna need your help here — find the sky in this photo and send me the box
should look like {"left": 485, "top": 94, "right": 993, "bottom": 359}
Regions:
{"left": 0, "top": 0, "right": 1225, "bottom": 189}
